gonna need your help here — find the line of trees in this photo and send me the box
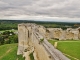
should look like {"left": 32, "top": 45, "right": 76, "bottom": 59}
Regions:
{"left": 0, "top": 20, "right": 80, "bottom": 30}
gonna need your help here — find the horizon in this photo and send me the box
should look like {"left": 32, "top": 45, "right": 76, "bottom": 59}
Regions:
{"left": 0, "top": 19, "right": 80, "bottom": 23}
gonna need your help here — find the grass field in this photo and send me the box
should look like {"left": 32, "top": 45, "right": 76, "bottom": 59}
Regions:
{"left": 0, "top": 43, "right": 24, "bottom": 60}
{"left": 0, "top": 40, "right": 80, "bottom": 60}
{"left": 48, "top": 40, "right": 80, "bottom": 60}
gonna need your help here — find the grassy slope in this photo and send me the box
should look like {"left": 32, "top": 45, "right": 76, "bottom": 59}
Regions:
{"left": 0, "top": 43, "right": 24, "bottom": 60}
{"left": 48, "top": 40, "right": 80, "bottom": 60}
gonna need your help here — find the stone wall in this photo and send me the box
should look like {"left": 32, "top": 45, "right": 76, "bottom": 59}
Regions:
{"left": 17, "top": 23, "right": 52, "bottom": 60}
{"left": 47, "top": 27, "right": 80, "bottom": 40}
{"left": 17, "top": 23, "right": 70, "bottom": 60}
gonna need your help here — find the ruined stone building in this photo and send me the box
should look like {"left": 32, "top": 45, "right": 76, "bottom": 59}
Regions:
{"left": 17, "top": 23, "right": 71, "bottom": 60}
{"left": 46, "top": 27, "right": 80, "bottom": 40}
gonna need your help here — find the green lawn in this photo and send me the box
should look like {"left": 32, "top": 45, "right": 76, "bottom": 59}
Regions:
{"left": 0, "top": 43, "right": 24, "bottom": 60}
{"left": 48, "top": 40, "right": 80, "bottom": 60}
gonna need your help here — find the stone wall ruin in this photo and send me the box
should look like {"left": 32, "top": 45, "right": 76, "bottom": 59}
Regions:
{"left": 17, "top": 23, "right": 80, "bottom": 60}
{"left": 46, "top": 27, "right": 80, "bottom": 40}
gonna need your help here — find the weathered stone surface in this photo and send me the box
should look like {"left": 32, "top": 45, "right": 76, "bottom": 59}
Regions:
{"left": 47, "top": 27, "right": 80, "bottom": 40}
{"left": 18, "top": 23, "right": 79, "bottom": 60}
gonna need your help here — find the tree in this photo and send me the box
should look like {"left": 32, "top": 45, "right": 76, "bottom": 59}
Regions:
{"left": 8, "top": 35, "right": 18, "bottom": 43}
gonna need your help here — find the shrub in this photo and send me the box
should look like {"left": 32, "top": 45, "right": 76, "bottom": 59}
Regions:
{"left": 29, "top": 52, "right": 34, "bottom": 60}
{"left": 39, "top": 38, "right": 44, "bottom": 43}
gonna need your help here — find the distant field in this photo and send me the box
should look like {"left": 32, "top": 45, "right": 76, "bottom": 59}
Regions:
{"left": 0, "top": 44, "right": 24, "bottom": 60}
{"left": 0, "top": 30, "right": 17, "bottom": 33}
{"left": 48, "top": 40, "right": 80, "bottom": 60}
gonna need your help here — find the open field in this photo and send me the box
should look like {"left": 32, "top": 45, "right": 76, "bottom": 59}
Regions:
{"left": 0, "top": 30, "right": 17, "bottom": 33}
{"left": 48, "top": 40, "right": 80, "bottom": 60}
{"left": 0, "top": 43, "right": 24, "bottom": 60}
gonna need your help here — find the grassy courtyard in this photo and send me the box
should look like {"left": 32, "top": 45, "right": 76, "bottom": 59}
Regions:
{"left": 48, "top": 40, "right": 80, "bottom": 60}
{"left": 0, "top": 43, "right": 24, "bottom": 60}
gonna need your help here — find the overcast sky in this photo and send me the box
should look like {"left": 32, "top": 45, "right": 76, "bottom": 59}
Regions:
{"left": 0, "top": 0, "right": 80, "bottom": 22}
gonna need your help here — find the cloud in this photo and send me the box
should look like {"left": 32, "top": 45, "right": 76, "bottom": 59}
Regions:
{"left": 0, "top": 0, "right": 80, "bottom": 22}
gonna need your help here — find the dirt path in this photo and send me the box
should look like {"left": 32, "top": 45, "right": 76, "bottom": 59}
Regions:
{"left": 63, "top": 53, "right": 79, "bottom": 60}
{"left": 0, "top": 49, "right": 12, "bottom": 59}
{"left": 16, "top": 58, "right": 18, "bottom": 60}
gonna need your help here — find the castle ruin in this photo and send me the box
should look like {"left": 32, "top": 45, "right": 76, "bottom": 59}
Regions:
{"left": 17, "top": 23, "right": 80, "bottom": 60}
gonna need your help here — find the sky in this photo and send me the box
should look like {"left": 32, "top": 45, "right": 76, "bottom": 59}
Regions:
{"left": 0, "top": 0, "right": 80, "bottom": 22}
